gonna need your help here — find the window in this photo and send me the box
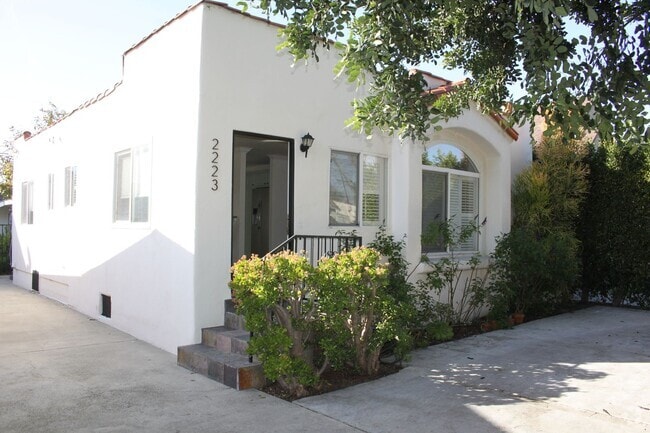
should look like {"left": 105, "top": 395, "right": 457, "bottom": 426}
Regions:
{"left": 114, "top": 146, "right": 151, "bottom": 223}
{"left": 422, "top": 144, "right": 479, "bottom": 253}
{"left": 47, "top": 174, "right": 55, "bottom": 210}
{"left": 64, "top": 167, "right": 77, "bottom": 207}
{"left": 330, "top": 151, "right": 359, "bottom": 225}
{"left": 21, "top": 181, "right": 34, "bottom": 224}
{"left": 329, "top": 150, "right": 387, "bottom": 226}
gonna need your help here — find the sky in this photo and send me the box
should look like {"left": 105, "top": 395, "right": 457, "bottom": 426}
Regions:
{"left": 0, "top": 0, "right": 202, "bottom": 137}
{"left": 0, "top": 0, "right": 467, "bottom": 141}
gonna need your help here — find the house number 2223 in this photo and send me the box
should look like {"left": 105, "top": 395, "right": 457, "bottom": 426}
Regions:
{"left": 211, "top": 138, "right": 219, "bottom": 191}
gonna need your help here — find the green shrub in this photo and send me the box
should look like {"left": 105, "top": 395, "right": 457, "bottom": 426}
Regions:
{"left": 367, "top": 225, "right": 412, "bottom": 302}
{"left": 491, "top": 133, "right": 588, "bottom": 315}
{"left": 230, "top": 246, "right": 415, "bottom": 394}
{"left": 229, "top": 251, "right": 321, "bottom": 397}
{"left": 490, "top": 228, "right": 579, "bottom": 315}
{"left": 0, "top": 227, "right": 10, "bottom": 274}
{"left": 579, "top": 141, "right": 650, "bottom": 306}
{"left": 314, "top": 247, "right": 412, "bottom": 375}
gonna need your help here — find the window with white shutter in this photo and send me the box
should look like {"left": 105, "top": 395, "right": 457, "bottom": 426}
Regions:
{"left": 329, "top": 151, "right": 387, "bottom": 227}
{"left": 422, "top": 144, "right": 479, "bottom": 253}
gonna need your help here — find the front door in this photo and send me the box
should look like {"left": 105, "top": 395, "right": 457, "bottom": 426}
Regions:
{"left": 231, "top": 132, "right": 294, "bottom": 263}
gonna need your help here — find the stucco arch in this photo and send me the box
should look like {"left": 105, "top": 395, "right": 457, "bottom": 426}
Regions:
{"left": 406, "top": 109, "right": 514, "bottom": 263}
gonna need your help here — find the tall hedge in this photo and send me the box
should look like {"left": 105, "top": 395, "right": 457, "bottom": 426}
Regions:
{"left": 579, "top": 142, "right": 650, "bottom": 306}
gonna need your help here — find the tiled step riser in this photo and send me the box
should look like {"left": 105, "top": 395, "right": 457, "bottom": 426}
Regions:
{"left": 177, "top": 345, "right": 264, "bottom": 390}
{"left": 178, "top": 345, "right": 210, "bottom": 374}
{"left": 224, "top": 299, "right": 247, "bottom": 331}
{"left": 224, "top": 311, "right": 246, "bottom": 331}
{"left": 201, "top": 327, "right": 251, "bottom": 356}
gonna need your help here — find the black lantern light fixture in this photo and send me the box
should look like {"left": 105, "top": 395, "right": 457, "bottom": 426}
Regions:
{"left": 300, "top": 132, "right": 314, "bottom": 158}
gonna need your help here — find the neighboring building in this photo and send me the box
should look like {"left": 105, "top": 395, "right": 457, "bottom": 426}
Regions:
{"left": 0, "top": 199, "right": 11, "bottom": 226}
{"left": 12, "top": 1, "right": 531, "bottom": 353}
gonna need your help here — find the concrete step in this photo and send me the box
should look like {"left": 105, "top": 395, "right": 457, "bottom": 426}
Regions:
{"left": 201, "top": 326, "right": 251, "bottom": 356}
{"left": 177, "top": 344, "right": 264, "bottom": 390}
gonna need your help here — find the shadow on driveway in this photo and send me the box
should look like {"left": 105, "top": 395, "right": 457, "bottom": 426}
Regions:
{"left": 297, "top": 307, "right": 650, "bottom": 433}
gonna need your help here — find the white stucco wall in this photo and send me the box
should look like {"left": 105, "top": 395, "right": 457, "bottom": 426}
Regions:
{"left": 12, "top": 5, "right": 204, "bottom": 353}
{"left": 192, "top": 3, "right": 395, "bottom": 334}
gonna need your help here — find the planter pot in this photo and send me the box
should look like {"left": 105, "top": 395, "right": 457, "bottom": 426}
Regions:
{"left": 480, "top": 320, "right": 497, "bottom": 332}
{"left": 512, "top": 312, "right": 525, "bottom": 325}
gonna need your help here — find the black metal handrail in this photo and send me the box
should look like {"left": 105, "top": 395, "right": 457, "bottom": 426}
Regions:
{"left": 267, "top": 234, "right": 362, "bottom": 267}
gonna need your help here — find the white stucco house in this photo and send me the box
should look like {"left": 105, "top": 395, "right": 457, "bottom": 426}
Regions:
{"left": 12, "top": 1, "right": 531, "bottom": 354}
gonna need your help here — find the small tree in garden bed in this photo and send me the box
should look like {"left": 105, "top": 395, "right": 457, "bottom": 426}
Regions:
{"left": 418, "top": 219, "right": 492, "bottom": 326}
{"left": 230, "top": 251, "right": 323, "bottom": 397}
{"left": 490, "top": 133, "right": 588, "bottom": 317}
{"left": 315, "top": 247, "right": 412, "bottom": 375}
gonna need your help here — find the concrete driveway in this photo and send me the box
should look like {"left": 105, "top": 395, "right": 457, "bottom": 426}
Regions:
{"left": 1, "top": 277, "right": 649, "bottom": 432}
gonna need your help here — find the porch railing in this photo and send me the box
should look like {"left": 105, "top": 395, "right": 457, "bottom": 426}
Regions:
{"left": 267, "top": 234, "right": 362, "bottom": 268}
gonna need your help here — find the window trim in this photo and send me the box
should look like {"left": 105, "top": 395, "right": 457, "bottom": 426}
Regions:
{"left": 328, "top": 149, "right": 388, "bottom": 227}
{"left": 113, "top": 145, "right": 151, "bottom": 225}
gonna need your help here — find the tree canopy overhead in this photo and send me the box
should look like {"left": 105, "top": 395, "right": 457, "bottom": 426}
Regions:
{"left": 240, "top": 0, "right": 649, "bottom": 145}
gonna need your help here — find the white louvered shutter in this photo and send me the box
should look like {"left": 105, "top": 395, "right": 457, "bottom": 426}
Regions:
{"left": 362, "top": 155, "right": 386, "bottom": 225}
{"left": 449, "top": 174, "right": 478, "bottom": 251}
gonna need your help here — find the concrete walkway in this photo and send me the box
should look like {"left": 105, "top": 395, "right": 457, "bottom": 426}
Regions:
{"left": 2, "top": 278, "right": 649, "bottom": 432}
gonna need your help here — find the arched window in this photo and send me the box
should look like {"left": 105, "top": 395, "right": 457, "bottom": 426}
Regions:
{"left": 422, "top": 144, "right": 479, "bottom": 253}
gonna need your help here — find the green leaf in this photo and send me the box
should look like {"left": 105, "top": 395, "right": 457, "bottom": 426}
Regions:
{"left": 235, "top": 1, "right": 248, "bottom": 13}
{"left": 587, "top": 6, "right": 598, "bottom": 22}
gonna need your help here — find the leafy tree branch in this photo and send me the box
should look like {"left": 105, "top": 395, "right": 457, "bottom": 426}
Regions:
{"left": 239, "top": 1, "right": 649, "bottom": 146}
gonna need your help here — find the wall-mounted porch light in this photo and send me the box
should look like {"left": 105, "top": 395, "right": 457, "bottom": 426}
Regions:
{"left": 300, "top": 132, "right": 314, "bottom": 158}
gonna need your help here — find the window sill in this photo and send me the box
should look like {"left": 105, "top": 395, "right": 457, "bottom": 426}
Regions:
{"left": 112, "top": 221, "right": 151, "bottom": 229}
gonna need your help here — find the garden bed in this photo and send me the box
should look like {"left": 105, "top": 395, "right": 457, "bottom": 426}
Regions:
{"left": 261, "top": 301, "right": 593, "bottom": 401}
{"left": 261, "top": 363, "right": 402, "bottom": 401}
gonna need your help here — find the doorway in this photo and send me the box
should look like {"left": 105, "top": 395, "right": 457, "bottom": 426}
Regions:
{"left": 231, "top": 132, "right": 294, "bottom": 263}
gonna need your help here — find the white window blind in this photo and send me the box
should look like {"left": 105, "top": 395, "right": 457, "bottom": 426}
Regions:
{"left": 362, "top": 155, "right": 386, "bottom": 226}
{"left": 21, "top": 181, "right": 33, "bottom": 224}
{"left": 449, "top": 174, "right": 479, "bottom": 251}
{"left": 132, "top": 146, "right": 150, "bottom": 223}
{"left": 47, "top": 174, "right": 55, "bottom": 210}
{"left": 64, "top": 166, "right": 77, "bottom": 207}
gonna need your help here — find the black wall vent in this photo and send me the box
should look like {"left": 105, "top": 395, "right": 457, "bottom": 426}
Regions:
{"left": 101, "top": 294, "right": 112, "bottom": 318}
{"left": 32, "top": 270, "right": 39, "bottom": 292}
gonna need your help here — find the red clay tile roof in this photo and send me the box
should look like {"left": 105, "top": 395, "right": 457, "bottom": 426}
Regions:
{"left": 424, "top": 78, "right": 519, "bottom": 140}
